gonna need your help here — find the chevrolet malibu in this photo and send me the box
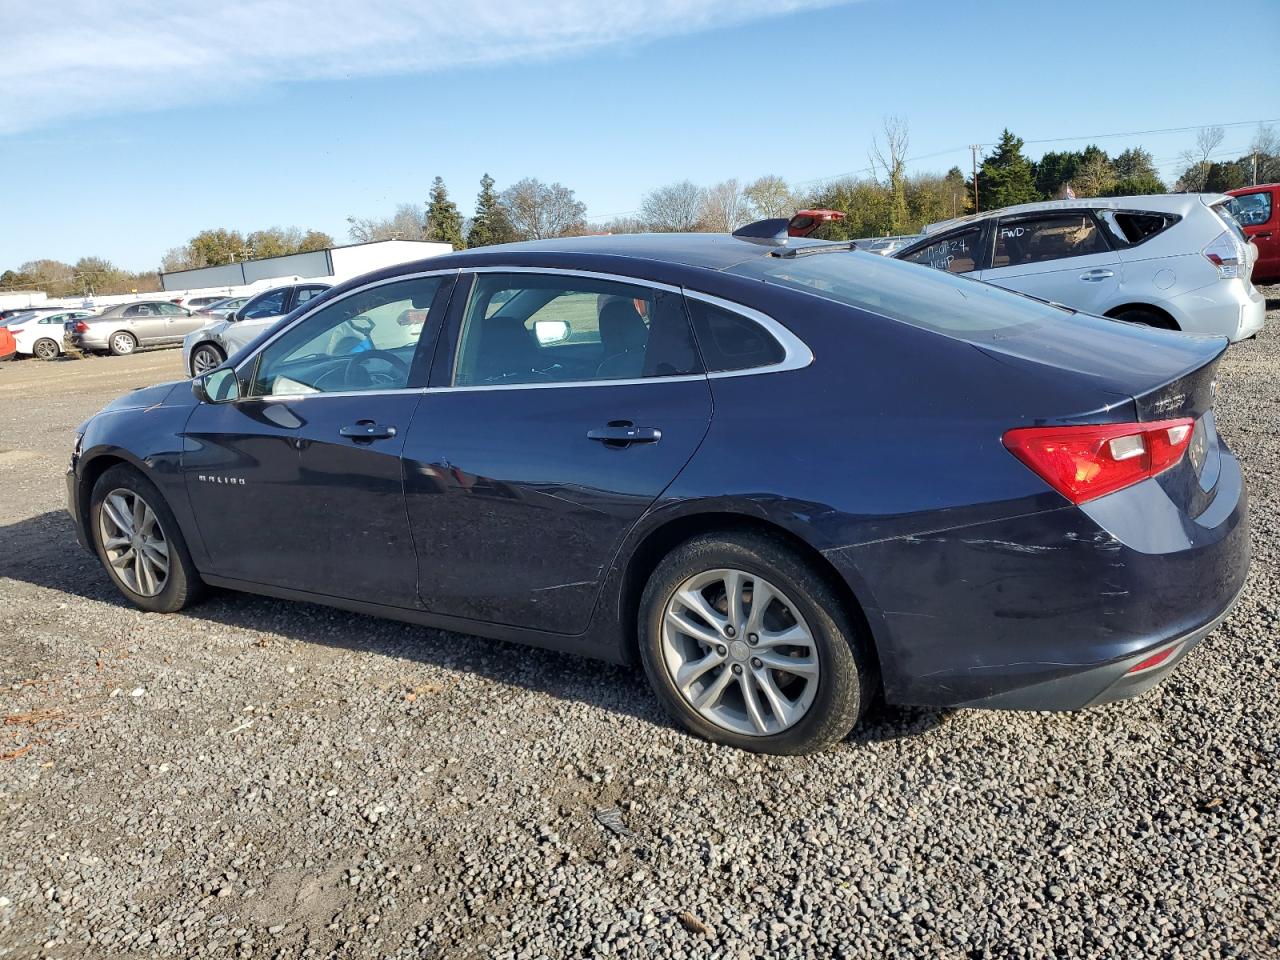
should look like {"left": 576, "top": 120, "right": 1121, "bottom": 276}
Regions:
{"left": 66, "top": 230, "right": 1250, "bottom": 754}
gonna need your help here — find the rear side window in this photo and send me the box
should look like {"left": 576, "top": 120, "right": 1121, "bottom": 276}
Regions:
{"left": 1097, "top": 211, "right": 1180, "bottom": 247}
{"left": 685, "top": 299, "right": 784, "bottom": 372}
{"left": 899, "top": 227, "right": 982, "bottom": 274}
{"left": 992, "top": 214, "right": 1108, "bottom": 267}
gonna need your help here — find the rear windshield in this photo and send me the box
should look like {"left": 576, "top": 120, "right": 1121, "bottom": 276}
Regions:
{"left": 727, "top": 249, "right": 1071, "bottom": 340}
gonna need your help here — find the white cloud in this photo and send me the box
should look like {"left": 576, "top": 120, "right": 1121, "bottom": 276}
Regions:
{"left": 0, "top": 0, "right": 852, "bottom": 135}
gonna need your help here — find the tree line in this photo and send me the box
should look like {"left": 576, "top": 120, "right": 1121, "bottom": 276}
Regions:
{"left": 5, "top": 121, "right": 1277, "bottom": 297}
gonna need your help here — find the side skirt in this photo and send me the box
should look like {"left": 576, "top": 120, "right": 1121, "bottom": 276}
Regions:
{"left": 200, "top": 574, "right": 627, "bottom": 665}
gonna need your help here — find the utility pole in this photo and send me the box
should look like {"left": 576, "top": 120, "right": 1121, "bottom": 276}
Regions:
{"left": 970, "top": 144, "right": 981, "bottom": 214}
{"left": 1253, "top": 153, "right": 1258, "bottom": 186}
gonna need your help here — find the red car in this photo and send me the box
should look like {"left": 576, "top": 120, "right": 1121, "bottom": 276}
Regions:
{"left": 0, "top": 326, "right": 16, "bottom": 362}
{"left": 1227, "top": 184, "right": 1279, "bottom": 284}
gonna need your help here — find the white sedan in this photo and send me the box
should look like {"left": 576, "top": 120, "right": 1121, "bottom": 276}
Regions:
{"left": 9, "top": 309, "right": 94, "bottom": 359}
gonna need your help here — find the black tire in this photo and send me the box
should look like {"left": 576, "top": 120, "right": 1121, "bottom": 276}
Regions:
{"left": 33, "top": 338, "right": 60, "bottom": 360}
{"left": 108, "top": 331, "right": 138, "bottom": 356}
{"left": 637, "top": 531, "right": 874, "bottom": 755}
{"left": 1113, "top": 307, "right": 1178, "bottom": 331}
{"left": 189, "top": 342, "right": 225, "bottom": 377}
{"left": 89, "top": 464, "right": 205, "bottom": 613}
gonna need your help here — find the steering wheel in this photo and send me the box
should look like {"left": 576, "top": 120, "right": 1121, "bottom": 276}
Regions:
{"left": 344, "top": 349, "right": 411, "bottom": 389}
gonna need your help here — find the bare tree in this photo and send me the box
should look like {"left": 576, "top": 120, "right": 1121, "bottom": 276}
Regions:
{"left": 500, "top": 178, "right": 587, "bottom": 240}
{"left": 700, "top": 179, "right": 751, "bottom": 232}
{"left": 641, "top": 180, "right": 706, "bottom": 232}
{"left": 592, "top": 216, "right": 646, "bottom": 235}
{"left": 346, "top": 204, "right": 425, "bottom": 243}
{"left": 1179, "top": 125, "right": 1226, "bottom": 191}
{"left": 1250, "top": 123, "right": 1280, "bottom": 184}
{"left": 743, "top": 175, "right": 797, "bottom": 219}
{"left": 870, "top": 116, "right": 910, "bottom": 234}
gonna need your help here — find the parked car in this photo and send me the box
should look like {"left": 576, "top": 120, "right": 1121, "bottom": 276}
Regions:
{"left": 182, "top": 283, "right": 329, "bottom": 375}
{"left": 68, "top": 232, "right": 1249, "bottom": 754}
{"left": 893, "top": 194, "right": 1265, "bottom": 341}
{"left": 0, "top": 325, "right": 14, "bottom": 362}
{"left": 66, "top": 301, "right": 206, "bottom": 356}
{"left": 178, "top": 295, "right": 233, "bottom": 313}
{"left": 9, "top": 309, "right": 94, "bottom": 359}
{"left": 196, "top": 296, "right": 249, "bottom": 320}
{"left": 1226, "top": 184, "right": 1279, "bottom": 285}
{"left": 1, "top": 307, "right": 67, "bottom": 326}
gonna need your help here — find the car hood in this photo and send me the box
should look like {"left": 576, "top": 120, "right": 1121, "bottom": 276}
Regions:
{"left": 95, "top": 379, "right": 190, "bottom": 416}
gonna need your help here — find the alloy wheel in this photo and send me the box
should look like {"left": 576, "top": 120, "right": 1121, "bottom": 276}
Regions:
{"left": 98, "top": 488, "right": 170, "bottom": 597}
{"left": 34, "top": 339, "right": 59, "bottom": 360}
{"left": 660, "top": 568, "right": 820, "bottom": 736}
{"left": 111, "top": 333, "right": 136, "bottom": 354}
{"left": 191, "top": 345, "right": 222, "bottom": 375}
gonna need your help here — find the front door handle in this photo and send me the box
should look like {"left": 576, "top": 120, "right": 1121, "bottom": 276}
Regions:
{"left": 1253, "top": 231, "right": 1272, "bottom": 240}
{"left": 1079, "top": 269, "right": 1114, "bottom": 281}
{"left": 340, "top": 421, "right": 397, "bottom": 442}
{"left": 587, "top": 421, "right": 661, "bottom": 447}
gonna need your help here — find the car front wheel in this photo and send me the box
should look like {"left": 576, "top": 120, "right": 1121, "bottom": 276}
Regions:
{"left": 638, "top": 531, "right": 874, "bottom": 755}
{"left": 190, "top": 342, "right": 226, "bottom": 376}
{"left": 89, "top": 464, "right": 204, "bottom": 613}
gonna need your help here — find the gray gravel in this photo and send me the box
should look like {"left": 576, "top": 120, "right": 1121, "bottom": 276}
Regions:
{"left": 1, "top": 300, "right": 1278, "bottom": 959}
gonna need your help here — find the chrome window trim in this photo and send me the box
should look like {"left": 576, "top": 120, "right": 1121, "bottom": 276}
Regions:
{"left": 443, "top": 266, "right": 812, "bottom": 392}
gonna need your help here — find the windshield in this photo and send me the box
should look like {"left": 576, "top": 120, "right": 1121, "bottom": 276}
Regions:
{"left": 727, "top": 249, "right": 1072, "bottom": 340}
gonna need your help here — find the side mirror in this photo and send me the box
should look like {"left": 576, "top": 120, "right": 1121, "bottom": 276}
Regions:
{"left": 227, "top": 310, "right": 241, "bottom": 323}
{"left": 192, "top": 368, "right": 241, "bottom": 403}
{"left": 533, "top": 318, "right": 570, "bottom": 345}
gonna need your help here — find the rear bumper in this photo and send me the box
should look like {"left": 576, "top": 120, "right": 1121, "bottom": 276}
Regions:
{"left": 958, "top": 579, "right": 1246, "bottom": 710}
{"left": 1164, "top": 281, "right": 1265, "bottom": 341}
{"left": 831, "top": 447, "right": 1251, "bottom": 711}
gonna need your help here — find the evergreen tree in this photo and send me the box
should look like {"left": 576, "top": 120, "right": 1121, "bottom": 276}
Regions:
{"left": 425, "top": 176, "right": 466, "bottom": 250}
{"left": 977, "top": 130, "right": 1041, "bottom": 211}
{"left": 467, "top": 173, "right": 516, "bottom": 247}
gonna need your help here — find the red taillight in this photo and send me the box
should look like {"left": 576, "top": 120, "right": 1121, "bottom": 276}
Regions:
{"left": 1126, "top": 644, "right": 1179, "bottom": 675}
{"left": 788, "top": 209, "right": 845, "bottom": 237}
{"left": 1002, "top": 418, "right": 1195, "bottom": 505}
{"left": 75, "top": 321, "right": 89, "bottom": 333}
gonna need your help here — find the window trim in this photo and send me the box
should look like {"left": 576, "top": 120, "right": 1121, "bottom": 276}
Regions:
{"left": 434, "top": 266, "right": 812, "bottom": 393}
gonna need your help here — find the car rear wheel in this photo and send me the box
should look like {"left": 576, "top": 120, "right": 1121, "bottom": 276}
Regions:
{"left": 33, "top": 338, "right": 60, "bottom": 360}
{"left": 109, "top": 331, "right": 138, "bottom": 356}
{"left": 638, "top": 531, "right": 873, "bottom": 755}
{"left": 1113, "top": 307, "right": 1178, "bottom": 331}
{"left": 190, "top": 342, "right": 225, "bottom": 376}
{"left": 89, "top": 464, "right": 204, "bottom": 613}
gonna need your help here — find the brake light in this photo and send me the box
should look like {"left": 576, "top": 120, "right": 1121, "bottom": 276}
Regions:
{"left": 75, "top": 321, "right": 89, "bottom": 333}
{"left": 788, "top": 209, "right": 845, "bottom": 237}
{"left": 1202, "top": 230, "right": 1244, "bottom": 279}
{"left": 1002, "top": 418, "right": 1195, "bottom": 504}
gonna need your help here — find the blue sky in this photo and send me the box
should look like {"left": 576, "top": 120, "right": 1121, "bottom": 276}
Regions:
{"left": 3, "top": 0, "right": 1277, "bottom": 272}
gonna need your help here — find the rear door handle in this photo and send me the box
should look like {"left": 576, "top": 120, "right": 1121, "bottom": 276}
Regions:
{"left": 340, "top": 421, "right": 397, "bottom": 442}
{"left": 1080, "top": 269, "right": 1114, "bottom": 281}
{"left": 1253, "top": 231, "right": 1272, "bottom": 239}
{"left": 587, "top": 422, "right": 661, "bottom": 446}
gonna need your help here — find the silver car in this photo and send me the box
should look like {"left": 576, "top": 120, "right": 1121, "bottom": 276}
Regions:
{"left": 894, "top": 193, "right": 1265, "bottom": 341}
{"left": 183, "top": 283, "right": 329, "bottom": 375}
{"left": 67, "top": 301, "right": 207, "bottom": 356}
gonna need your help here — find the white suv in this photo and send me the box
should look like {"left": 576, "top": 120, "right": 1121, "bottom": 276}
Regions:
{"left": 894, "top": 194, "right": 1264, "bottom": 341}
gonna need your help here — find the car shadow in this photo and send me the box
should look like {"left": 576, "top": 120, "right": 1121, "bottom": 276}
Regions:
{"left": 1, "top": 509, "right": 948, "bottom": 749}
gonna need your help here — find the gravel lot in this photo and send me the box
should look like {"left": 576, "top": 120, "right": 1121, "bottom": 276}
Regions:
{"left": 2, "top": 301, "right": 1278, "bottom": 959}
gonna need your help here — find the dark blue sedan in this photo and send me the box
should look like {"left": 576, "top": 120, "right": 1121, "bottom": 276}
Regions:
{"left": 66, "top": 230, "right": 1250, "bottom": 754}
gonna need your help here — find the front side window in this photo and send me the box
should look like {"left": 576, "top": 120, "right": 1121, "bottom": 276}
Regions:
{"left": 1227, "top": 192, "right": 1272, "bottom": 227}
{"left": 242, "top": 289, "right": 287, "bottom": 320}
{"left": 992, "top": 214, "right": 1108, "bottom": 268}
{"left": 452, "top": 274, "right": 702, "bottom": 386}
{"left": 157, "top": 302, "right": 185, "bottom": 315}
{"left": 898, "top": 227, "right": 982, "bottom": 274}
{"left": 246, "top": 276, "right": 443, "bottom": 397}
